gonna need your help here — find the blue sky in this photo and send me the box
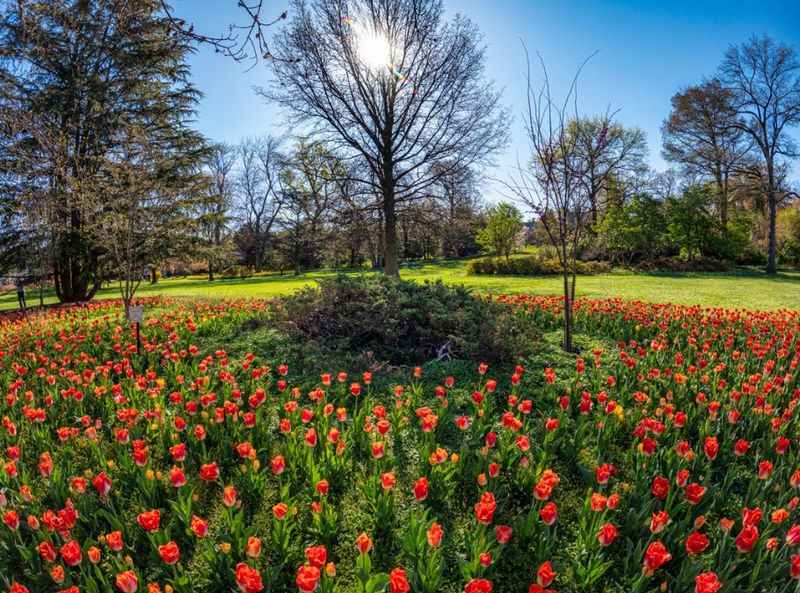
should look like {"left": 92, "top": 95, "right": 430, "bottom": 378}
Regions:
{"left": 176, "top": 0, "right": 800, "bottom": 197}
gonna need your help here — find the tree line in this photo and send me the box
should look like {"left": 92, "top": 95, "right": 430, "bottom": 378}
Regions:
{"left": 197, "top": 137, "right": 487, "bottom": 280}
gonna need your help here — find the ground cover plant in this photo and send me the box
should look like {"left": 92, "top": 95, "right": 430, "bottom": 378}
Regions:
{"left": 275, "top": 275, "right": 539, "bottom": 364}
{"left": 1, "top": 294, "right": 800, "bottom": 593}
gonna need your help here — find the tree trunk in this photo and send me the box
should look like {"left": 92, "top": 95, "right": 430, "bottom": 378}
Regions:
{"left": 713, "top": 169, "right": 728, "bottom": 230}
{"left": 766, "top": 191, "right": 778, "bottom": 275}
{"left": 562, "top": 269, "right": 573, "bottom": 353}
{"left": 561, "top": 242, "right": 573, "bottom": 353}
{"left": 766, "top": 163, "right": 777, "bottom": 275}
{"left": 150, "top": 267, "right": 158, "bottom": 284}
{"left": 382, "top": 185, "right": 399, "bottom": 277}
{"left": 208, "top": 261, "right": 214, "bottom": 282}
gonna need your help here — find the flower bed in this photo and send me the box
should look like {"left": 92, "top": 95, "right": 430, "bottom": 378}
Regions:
{"left": 1, "top": 296, "right": 799, "bottom": 593}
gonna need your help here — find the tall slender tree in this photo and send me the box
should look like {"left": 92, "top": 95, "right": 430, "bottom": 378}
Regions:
{"left": 719, "top": 36, "right": 800, "bottom": 274}
{"left": 85, "top": 125, "right": 209, "bottom": 318}
{"left": 662, "top": 79, "right": 750, "bottom": 228}
{"left": 277, "top": 139, "right": 340, "bottom": 274}
{"left": 201, "top": 143, "right": 238, "bottom": 281}
{"left": 265, "top": 0, "right": 508, "bottom": 276}
{"left": 505, "top": 49, "right": 593, "bottom": 353}
{"left": 236, "top": 136, "right": 286, "bottom": 270}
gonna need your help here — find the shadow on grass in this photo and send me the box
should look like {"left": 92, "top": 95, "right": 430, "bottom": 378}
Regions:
{"left": 635, "top": 267, "right": 800, "bottom": 284}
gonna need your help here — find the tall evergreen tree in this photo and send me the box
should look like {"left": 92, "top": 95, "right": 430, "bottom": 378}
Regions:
{"left": 0, "top": 0, "right": 207, "bottom": 302}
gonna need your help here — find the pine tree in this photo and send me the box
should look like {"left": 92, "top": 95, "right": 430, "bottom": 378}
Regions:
{"left": 0, "top": 0, "right": 208, "bottom": 302}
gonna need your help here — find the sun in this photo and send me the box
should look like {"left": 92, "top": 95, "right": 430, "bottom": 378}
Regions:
{"left": 353, "top": 24, "right": 392, "bottom": 72}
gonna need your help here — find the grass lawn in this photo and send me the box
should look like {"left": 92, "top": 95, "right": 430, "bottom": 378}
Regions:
{"left": 2, "top": 259, "right": 799, "bottom": 312}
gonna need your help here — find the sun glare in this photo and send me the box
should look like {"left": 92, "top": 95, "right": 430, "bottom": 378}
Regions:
{"left": 354, "top": 25, "right": 392, "bottom": 72}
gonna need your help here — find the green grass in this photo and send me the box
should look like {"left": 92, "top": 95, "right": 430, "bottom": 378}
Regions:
{"left": 3, "top": 259, "right": 799, "bottom": 312}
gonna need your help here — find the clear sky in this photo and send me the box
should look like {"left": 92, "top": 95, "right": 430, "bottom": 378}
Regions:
{"left": 175, "top": 0, "right": 800, "bottom": 198}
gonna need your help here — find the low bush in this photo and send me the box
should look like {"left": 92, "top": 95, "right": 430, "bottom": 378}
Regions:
{"left": 630, "top": 256, "right": 731, "bottom": 273}
{"left": 274, "top": 274, "right": 538, "bottom": 364}
{"left": 220, "top": 265, "right": 254, "bottom": 279}
{"left": 467, "top": 255, "right": 611, "bottom": 276}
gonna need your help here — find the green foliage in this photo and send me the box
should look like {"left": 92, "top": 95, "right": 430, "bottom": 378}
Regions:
{"left": 220, "top": 265, "right": 255, "bottom": 279}
{"left": 596, "top": 194, "right": 669, "bottom": 263}
{"left": 275, "top": 274, "right": 539, "bottom": 364}
{"left": 711, "top": 213, "right": 756, "bottom": 263}
{"left": 0, "top": 0, "right": 206, "bottom": 302}
{"left": 778, "top": 207, "right": 800, "bottom": 265}
{"left": 467, "top": 256, "right": 611, "bottom": 276}
{"left": 665, "top": 184, "right": 717, "bottom": 260}
{"left": 476, "top": 202, "right": 523, "bottom": 259}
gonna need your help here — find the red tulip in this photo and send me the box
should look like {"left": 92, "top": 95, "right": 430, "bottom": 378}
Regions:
{"left": 703, "top": 436, "right": 719, "bottom": 460}
{"left": 236, "top": 562, "right": 264, "bottom": 593}
{"left": 539, "top": 502, "right": 557, "bottom": 525}
{"left": 791, "top": 554, "right": 800, "bottom": 579}
{"left": 356, "top": 532, "right": 372, "bottom": 554}
{"left": 158, "top": 541, "right": 180, "bottom": 565}
{"left": 643, "top": 541, "right": 671, "bottom": 575}
{"left": 413, "top": 477, "right": 429, "bottom": 501}
{"left": 389, "top": 568, "right": 411, "bottom": 593}
{"left": 137, "top": 510, "right": 160, "bottom": 532}
{"left": 464, "top": 579, "right": 493, "bottom": 593}
{"left": 295, "top": 565, "right": 320, "bottom": 592}
{"left": 92, "top": 472, "right": 112, "bottom": 496}
{"left": 115, "top": 571, "right": 138, "bottom": 593}
{"left": 695, "top": 572, "right": 722, "bottom": 593}
{"left": 536, "top": 561, "right": 556, "bottom": 587}
{"left": 495, "top": 525, "right": 512, "bottom": 544}
{"left": 305, "top": 545, "right": 327, "bottom": 569}
{"left": 735, "top": 524, "right": 759, "bottom": 553}
{"left": 685, "top": 531, "right": 709, "bottom": 555}
{"left": 199, "top": 462, "right": 219, "bottom": 481}
{"left": 684, "top": 483, "right": 707, "bottom": 505}
{"left": 651, "top": 476, "right": 669, "bottom": 499}
{"left": 190, "top": 515, "right": 209, "bottom": 538}
{"left": 59, "top": 540, "right": 82, "bottom": 567}
{"left": 427, "top": 522, "right": 443, "bottom": 547}
{"left": 474, "top": 492, "right": 496, "bottom": 525}
{"left": 597, "top": 522, "right": 618, "bottom": 547}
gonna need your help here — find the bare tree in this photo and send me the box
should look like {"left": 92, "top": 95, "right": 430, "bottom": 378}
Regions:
{"left": 200, "top": 143, "right": 238, "bottom": 281}
{"left": 570, "top": 115, "right": 647, "bottom": 226}
{"left": 265, "top": 0, "right": 508, "bottom": 276}
{"left": 158, "top": 0, "right": 289, "bottom": 68}
{"left": 430, "top": 165, "right": 484, "bottom": 257}
{"left": 719, "top": 36, "right": 800, "bottom": 274}
{"left": 647, "top": 169, "right": 680, "bottom": 202}
{"left": 504, "top": 49, "right": 593, "bottom": 353}
{"left": 236, "top": 136, "right": 285, "bottom": 270}
{"left": 662, "top": 79, "right": 751, "bottom": 228}
{"left": 277, "top": 139, "right": 339, "bottom": 274}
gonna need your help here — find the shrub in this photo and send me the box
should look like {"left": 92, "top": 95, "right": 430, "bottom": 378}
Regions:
{"left": 476, "top": 202, "right": 524, "bottom": 259}
{"left": 596, "top": 194, "right": 670, "bottom": 263}
{"left": 220, "top": 265, "right": 254, "bottom": 279}
{"left": 274, "top": 274, "right": 538, "bottom": 364}
{"left": 631, "top": 256, "right": 730, "bottom": 272}
{"left": 778, "top": 207, "right": 800, "bottom": 266}
{"left": 467, "top": 255, "right": 611, "bottom": 276}
{"left": 666, "top": 184, "right": 717, "bottom": 260}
